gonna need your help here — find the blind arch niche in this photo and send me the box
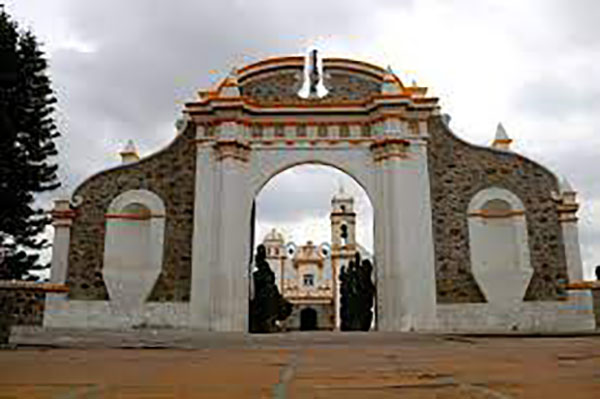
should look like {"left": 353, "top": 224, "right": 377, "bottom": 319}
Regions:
{"left": 103, "top": 189, "right": 166, "bottom": 312}
{"left": 467, "top": 187, "right": 533, "bottom": 306}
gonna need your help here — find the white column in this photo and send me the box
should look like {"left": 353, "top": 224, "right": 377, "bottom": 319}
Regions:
{"left": 190, "top": 136, "right": 218, "bottom": 329}
{"left": 211, "top": 138, "right": 252, "bottom": 331}
{"left": 49, "top": 198, "right": 74, "bottom": 284}
{"left": 563, "top": 222, "right": 583, "bottom": 281}
{"left": 375, "top": 138, "right": 437, "bottom": 331}
{"left": 44, "top": 197, "right": 74, "bottom": 327}
{"left": 558, "top": 193, "right": 584, "bottom": 282}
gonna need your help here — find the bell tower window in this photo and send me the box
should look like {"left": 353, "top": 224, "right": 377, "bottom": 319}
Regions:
{"left": 303, "top": 274, "right": 315, "bottom": 287}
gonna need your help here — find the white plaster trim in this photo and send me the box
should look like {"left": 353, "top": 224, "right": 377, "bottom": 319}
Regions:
{"left": 103, "top": 189, "right": 166, "bottom": 310}
{"left": 107, "top": 189, "right": 166, "bottom": 216}
{"left": 468, "top": 186, "right": 525, "bottom": 213}
{"left": 468, "top": 187, "right": 532, "bottom": 306}
{"left": 44, "top": 296, "right": 190, "bottom": 329}
{"left": 437, "top": 290, "right": 595, "bottom": 332}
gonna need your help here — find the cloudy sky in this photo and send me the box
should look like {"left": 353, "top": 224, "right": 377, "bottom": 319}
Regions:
{"left": 4, "top": 0, "right": 599, "bottom": 278}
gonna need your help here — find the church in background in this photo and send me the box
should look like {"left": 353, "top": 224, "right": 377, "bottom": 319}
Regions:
{"left": 261, "top": 188, "right": 372, "bottom": 331}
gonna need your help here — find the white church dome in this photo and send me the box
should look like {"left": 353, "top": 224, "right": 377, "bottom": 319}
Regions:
{"left": 263, "top": 228, "right": 284, "bottom": 242}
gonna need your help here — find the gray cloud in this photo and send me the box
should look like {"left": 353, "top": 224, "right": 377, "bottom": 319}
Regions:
{"left": 256, "top": 165, "right": 372, "bottom": 225}
{"left": 6, "top": 0, "right": 600, "bottom": 276}
{"left": 40, "top": 0, "right": 411, "bottom": 192}
{"left": 514, "top": 78, "right": 600, "bottom": 120}
{"left": 255, "top": 165, "right": 374, "bottom": 251}
{"left": 547, "top": 0, "right": 600, "bottom": 49}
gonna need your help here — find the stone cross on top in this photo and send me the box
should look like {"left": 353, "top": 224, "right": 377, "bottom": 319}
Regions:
{"left": 309, "top": 49, "right": 320, "bottom": 97}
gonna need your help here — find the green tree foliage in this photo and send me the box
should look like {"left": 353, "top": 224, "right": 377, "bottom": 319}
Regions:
{"left": 0, "top": 7, "right": 60, "bottom": 280}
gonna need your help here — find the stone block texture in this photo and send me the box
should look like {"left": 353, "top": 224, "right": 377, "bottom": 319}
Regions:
{"left": 0, "top": 288, "right": 45, "bottom": 326}
{"left": 240, "top": 68, "right": 380, "bottom": 104}
{"left": 427, "top": 116, "right": 567, "bottom": 303}
{"left": 592, "top": 290, "right": 600, "bottom": 329}
{"left": 66, "top": 123, "right": 197, "bottom": 302}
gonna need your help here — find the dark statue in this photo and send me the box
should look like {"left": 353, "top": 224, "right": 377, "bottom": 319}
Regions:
{"left": 596, "top": 265, "right": 600, "bottom": 281}
{"left": 340, "top": 251, "right": 376, "bottom": 331}
{"left": 309, "top": 49, "right": 320, "bottom": 97}
{"left": 339, "top": 265, "right": 348, "bottom": 330}
{"left": 249, "top": 244, "right": 292, "bottom": 333}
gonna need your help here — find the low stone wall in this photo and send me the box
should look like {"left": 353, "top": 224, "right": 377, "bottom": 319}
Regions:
{"left": 0, "top": 281, "right": 68, "bottom": 324}
{"left": 0, "top": 287, "right": 45, "bottom": 327}
{"left": 592, "top": 290, "right": 600, "bottom": 329}
{"left": 43, "top": 297, "right": 190, "bottom": 329}
{"left": 566, "top": 281, "right": 600, "bottom": 330}
{"left": 437, "top": 290, "right": 596, "bottom": 333}
{"left": 0, "top": 281, "right": 68, "bottom": 343}
{"left": 427, "top": 116, "right": 569, "bottom": 303}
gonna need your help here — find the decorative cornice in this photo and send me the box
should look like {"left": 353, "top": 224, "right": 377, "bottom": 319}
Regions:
{"left": 330, "top": 211, "right": 357, "bottom": 217}
{"left": 51, "top": 208, "right": 76, "bottom": 227}
{"left": 51, "top": 209, "right": 77, "bottom": 219}
{"left": 185, "top": 93, "right": 438, "bottom": 115}
{"left": 214, "top": 139, "right": 251, "bottom": 162}
{"left": 195, "top": 136, "right": 378, "bottom": 147}
{"left": 370, "top": 138, "right": 410, "bottom": 162}
{"left": 566, "top": 280, "right": 600, "bottom": 290}
{"left": 553, "top": 191, "right": 579, "bottom": 223}
{"left": 557, "top": 202, "right": 579, "bottom": 222}
{"left": 0, "top": 280, "right": 69, "bottom": 293}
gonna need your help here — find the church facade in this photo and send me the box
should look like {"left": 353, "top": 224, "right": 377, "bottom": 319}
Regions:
{"left": 261, "top": 189, "right": 372, "bottom": 331}
{"left": 45, "top": 54, "right": 595, "bottom": 332}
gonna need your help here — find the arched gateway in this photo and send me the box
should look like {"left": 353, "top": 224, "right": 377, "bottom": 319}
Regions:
{"left": 46, "top": 54, "right": 595, "bottom": 333}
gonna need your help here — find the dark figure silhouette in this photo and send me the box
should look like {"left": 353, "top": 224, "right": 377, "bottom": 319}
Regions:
{"left": 596, "top": 265, "right": 600, "bottom": 281}
{"left": 309, "top": 49, "right": 320, "bottom": 96}
{"left": 339, "top": 252, "right": 375, "bottom": 331}
{"left": 348, "top": 252, "right": 361, "bottom": 330}
{"left": 249, "top": 245, "right": 292, "bottom": 333}
{"left": 358, "top": 259, "right": 376, "bottom": 330}
{"left": 339, "top": 265, "right": 350, "bottom": 331}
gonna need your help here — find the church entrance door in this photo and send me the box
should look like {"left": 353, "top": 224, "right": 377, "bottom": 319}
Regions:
{"left": 300, "top": 307, "right": 318, "bottom": 331}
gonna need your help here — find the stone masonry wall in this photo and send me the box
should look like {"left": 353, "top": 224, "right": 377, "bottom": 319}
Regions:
{"left": 593, "top": 290, "right": 600, "bottom": 329}
{"left": 427, "top": 116, "right": 567, "bottom": 303}
{"left": 240, "top": 69, "right": 381, "bottom": 104}
{"left": 66, "top": 123, "right": 197, "bottom": 301}
{"left": 0, "top": 288, "right": 45, "bottom": 326}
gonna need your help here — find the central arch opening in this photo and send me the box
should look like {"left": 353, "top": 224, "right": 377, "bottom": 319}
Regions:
{"left": 249, "top": 164, "right": 375, "bottom": 333}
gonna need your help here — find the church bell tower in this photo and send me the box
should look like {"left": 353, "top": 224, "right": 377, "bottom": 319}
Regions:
{"left": 330, "top": 187, "right": 356, "bottom": 250}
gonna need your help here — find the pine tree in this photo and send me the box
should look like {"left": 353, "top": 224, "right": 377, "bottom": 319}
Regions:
{"left": 0, "top": 7, "right": 60, "bottom": 280}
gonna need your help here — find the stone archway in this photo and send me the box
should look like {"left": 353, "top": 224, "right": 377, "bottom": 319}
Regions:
{"left": 251, "top": 163, "right": 376, "bottom": 332}
{"left": 187, "top": 57, "right": 439, "bottom": 333}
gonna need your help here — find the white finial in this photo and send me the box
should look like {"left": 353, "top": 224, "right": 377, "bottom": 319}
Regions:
{"left": 560, "top": 176, "right": 574, "bottom": 193}
{"left": 119, "top": 140, "right": 140, "bottom": 164}
{"left": 495, "top": 123, "right": 509, "bottom": 141}
{"left": 441, "top": 114, "right": 451, "bottom": 126}
{"left": 560, "top": 176, "right": 577, "bottom": 205}
{"left": 492, "top": 122, "right": 512, "bottom": 150}
{"left": 382, "top": 65, "right": 401, "bottom": 95}
{"left": 219, "top": 69, "right": 240, "bottom": 97}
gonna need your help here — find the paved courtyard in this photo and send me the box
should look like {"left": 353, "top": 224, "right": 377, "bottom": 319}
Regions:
{"left": 1, "top": 329, "right": 599, "bottom": 398}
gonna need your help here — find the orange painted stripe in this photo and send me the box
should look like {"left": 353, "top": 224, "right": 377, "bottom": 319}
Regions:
{"left": 105, "top": 213, "right": 165, "bottom": 220}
